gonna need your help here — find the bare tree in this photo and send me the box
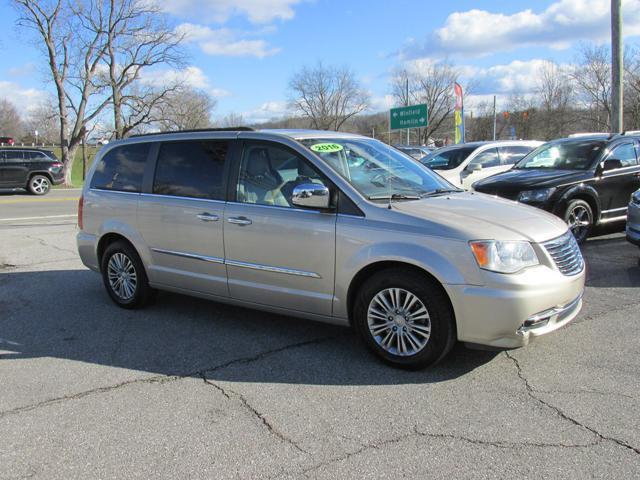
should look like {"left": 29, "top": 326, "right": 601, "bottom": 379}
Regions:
{"left": 625, "top": 48, "right": 640, "bottom": 130}
{"left": 24, "top": 99, "right": 59, "bottom": 143}
{"left": 154, "top": 88, "right": 216, "bottom": 131}
{"left": 79, "top": 0, "right": 185, "bottom": 139}
{"left": 391, "top": 61, "right": 462, "bottom": 143}
{"left": 14, "top": 0, "right": 110, "bottom": 185}
{"left": 288, "top": 62, "right": 369, "bottom": 131}
{"left": 570, "top": 44, "right": 611, "bottom": 131}
{"left": 0, "top": 99, "right": 24, "bottom": 138}
{"left": 536, "top": 61, "right": 573, "bottom": 139}
{"left": 218, "top": 112, "right": 246, "bottom": 128}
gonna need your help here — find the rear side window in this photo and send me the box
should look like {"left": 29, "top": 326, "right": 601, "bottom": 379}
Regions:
{"left": 498, "top": 146, "right": 534, "bottom": 165}
{"left": 153, "top": 141, "right": 229, "bottom": 200}
{"left": 90, "top": 143, "right": 149, "bottom": 192}
{"left": 4, "top": 151, "right": 24, "bottom": 163}
{"left": 25, "top": 151, "right": 48, "bottom": 162}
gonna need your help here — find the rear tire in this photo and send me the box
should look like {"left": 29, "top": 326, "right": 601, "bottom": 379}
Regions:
{"left": 564, "top": 199, "right": 593, "bottom": 244}
{"left": 28, "top": 175, "right": 51, "bottom": 195}
{"left": 353, "top": 268, "right": 456, "bottom": 370}
{"left": 101, "top": 240, "right": 155, "bottom": 309}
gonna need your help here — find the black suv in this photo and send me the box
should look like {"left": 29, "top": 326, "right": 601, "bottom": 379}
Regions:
{"left": 473, "top": 134, "right": 640, "bottom": 243}
{"left": 0, "top": 148, "right": 64, "bottom": 195}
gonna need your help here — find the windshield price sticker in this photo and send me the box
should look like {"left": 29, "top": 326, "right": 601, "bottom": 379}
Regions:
{"left": 310, "top": 143, "right": 343, "bottom": 153}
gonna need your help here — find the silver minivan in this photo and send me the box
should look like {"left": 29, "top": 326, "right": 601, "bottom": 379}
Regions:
{"left": 77, "top": 129, "right": 585, "bottom": 369}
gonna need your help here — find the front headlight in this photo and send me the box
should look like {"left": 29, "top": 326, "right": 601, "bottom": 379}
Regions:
{"left": 518, "top": 188, "right": 556, "bottom": 203}
{"left": 470, "top": 240, "right": 539, "bottom": 274}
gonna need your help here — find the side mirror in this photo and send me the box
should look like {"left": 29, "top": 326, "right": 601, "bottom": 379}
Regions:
{"left": 467, "top": 163, "right": 482, "bottom": 173}
{"left": 602, "top": 158, "right": 623, "bottom": 171}
{"left": 291, "top": 183, "right": 331, "bottom": 209}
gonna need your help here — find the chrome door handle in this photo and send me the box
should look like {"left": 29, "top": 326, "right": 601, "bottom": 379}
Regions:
{"left": 197, "top": 213, "right": 219, "bottom": 222}
{"left": 227, "top": 216, "right": 252, "bottom": 226}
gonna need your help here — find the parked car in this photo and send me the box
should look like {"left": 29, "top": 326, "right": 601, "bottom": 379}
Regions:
{"left": 394, "top": 145, "right": 429, "bottom": 160}
{"left": 77, "top": 129, "right": 585, "bottom": 369}
{"left": 0, "top": 148, "right": 64, "bottom": 195}
{"left": 0, "top": 136, "right": 15, "bottom": 146}
{"left": 420, "top": 140, "right": 542, "bottom": 189}
{"left": 626, "top": 188, "right": 640, "bottom": 249}
{"left": 473, "top": 134, "right": 640, "bottom": 243}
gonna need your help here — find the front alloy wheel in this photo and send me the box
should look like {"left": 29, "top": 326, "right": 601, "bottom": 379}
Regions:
{"left": 354, "top": 268, "right": 455, "bottom": 369}
{"left": 367, "top": 288, "right": 431, "bottom": 357}
{"left": 564, "top": 199, "right": 593, "bottom": 244}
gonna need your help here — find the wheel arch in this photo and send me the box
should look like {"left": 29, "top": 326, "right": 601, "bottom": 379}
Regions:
{"left": 554, "top": 185, "right": 600, "bottom": 221}
{"left": 96, "top": 232, "right": 137, "bottom": 271}
{"left": 26, "top": 171, "right": 53, "bottom": 185}
{"left": 346, "top": 260, "right": 456, "bottom": 333}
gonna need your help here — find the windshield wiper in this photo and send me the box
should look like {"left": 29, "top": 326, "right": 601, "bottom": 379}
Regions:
{"left": 420, "top": 188, "right": 461, "bottom": 197}
{"left": 368, "top": 193, "right": 421, "bottom": 201}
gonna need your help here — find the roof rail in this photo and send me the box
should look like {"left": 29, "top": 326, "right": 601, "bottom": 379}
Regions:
{"left": 129, "top": 127, "right": 255, "bottom": 138}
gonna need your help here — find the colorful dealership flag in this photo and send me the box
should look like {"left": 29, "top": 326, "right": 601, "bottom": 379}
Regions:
{"left": 454, "top": 82, "right": 465, "bottom": 144}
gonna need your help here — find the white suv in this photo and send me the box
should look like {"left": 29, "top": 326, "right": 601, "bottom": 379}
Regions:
{"left": 421, "top": 141, "right": 542, "bottom": 189}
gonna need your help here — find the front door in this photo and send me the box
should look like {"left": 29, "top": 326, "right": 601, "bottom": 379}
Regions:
{"left": 224, "top": 141, "right": 336, "bottom": 316}
{"left": 137, "top": 139, "right": 231, "bottom": 297}
{"left": 596, "top": 141, "right": 640, "bottom": 220}
{"left": 461, "top": 148, "right": 502, "bottom": 189}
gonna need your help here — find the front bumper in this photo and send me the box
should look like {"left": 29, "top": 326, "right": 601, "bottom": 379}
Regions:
{"left": 444, "top": 263, "right": 585, "bottom": 349}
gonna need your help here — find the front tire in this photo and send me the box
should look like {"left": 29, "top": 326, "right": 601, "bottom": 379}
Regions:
{"left": 353, "top": 268, "right": 456, "bottom": 370}
{"left": 28, "top": 175, "right": 51, "bottom": 195}
{"left": 564, "top": 199, "right": 593, "bottom": 244}
{"left": 101, "top": 240, "right": 155, "bottom": 309}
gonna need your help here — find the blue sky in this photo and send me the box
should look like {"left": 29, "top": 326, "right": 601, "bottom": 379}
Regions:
{"left": 1, "top": 0, "right": 639, "bottom": 123}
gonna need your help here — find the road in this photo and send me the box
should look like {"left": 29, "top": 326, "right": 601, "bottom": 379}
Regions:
{"left": 1, "top": 193, "right": 639, "bottom": 479}
{"left": 0, "top": 188, "right": 79, "bottom": 224}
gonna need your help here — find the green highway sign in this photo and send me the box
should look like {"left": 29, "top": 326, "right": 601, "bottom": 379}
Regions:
{"left": 390, "top": 104, "right": 428, "bottom": 130}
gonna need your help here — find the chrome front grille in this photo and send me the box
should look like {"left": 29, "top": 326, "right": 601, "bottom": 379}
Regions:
{"left": 542, "top": 232, "right": 584, "bottom": 276}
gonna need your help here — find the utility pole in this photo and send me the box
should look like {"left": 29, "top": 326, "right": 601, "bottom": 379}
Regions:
{"left": 492, "top": 95, "right": 497, "bottom": 141}
{"left": 611, "top": 0, "right": 623, "bottom": 133}
{"left": 406, "top": 76, "right": 410, "bottom": 145}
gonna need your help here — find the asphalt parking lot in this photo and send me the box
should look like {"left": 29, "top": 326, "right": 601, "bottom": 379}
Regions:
{"left": 1, "top": 191, "right": 639, "bottom": 479}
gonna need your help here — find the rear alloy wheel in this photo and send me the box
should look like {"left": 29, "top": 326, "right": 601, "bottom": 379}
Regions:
{"left": 564, "top": 199, "right": 593, "bottom": 244}
{"left": 28, "top": 175, "right": 51, "bottom": 195}
{"left": 101, "top": 240, "right": 155, "bottom": 309}
{"left": 353, "top": 269, "right": 455, "bottom": 369}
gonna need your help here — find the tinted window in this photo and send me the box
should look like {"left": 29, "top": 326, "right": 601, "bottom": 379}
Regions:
{"left": 237, "top": 142, "right": 325, "bottom": 208}
{"left": 4, "top": 151, "right": 24, "bottom": 163}
{"left": 90, "top": 143, "right": 149, "bottom": 192}
{"left": 153, "top": 141, "right": 229, "bottom": 200}
{"left": 421, "top": 146, "right": 476, "bottom": 170}
{"left": 498, "top": 146, "right": 534, "bottom": 165}
{"left": 468, "top": 148, "right": 500, "bottom": 168}
{"left": 607, "top": 143, "right": 638, "bottom": 168}
{"left": 25, "top": 151, "right": 48, "bottom": 162}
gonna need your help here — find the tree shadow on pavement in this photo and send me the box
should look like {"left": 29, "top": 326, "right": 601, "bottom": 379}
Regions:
{"left": 0, "top": 268, "right": 498, "bottom": 386}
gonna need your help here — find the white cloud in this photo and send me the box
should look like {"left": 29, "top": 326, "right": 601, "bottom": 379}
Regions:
{"left": 162, "top": 0, "right": 302, "bottom": 24}
{"left": 242, "top": 100, "right": 289, "bottom": 123}
{"left": 0, "top": 81, "right": 48, "bottom": 115}
{"left": 177, "top": 23, "right": 280, "bottom": 58}
{"left": 401, "top": 0, "right": 640, "bottom": 59}
{"left": 140, "top": 66, "right": 230, "bottom": 98}
{"left": 367, "top": 94, "right": 395, "bottom": 112}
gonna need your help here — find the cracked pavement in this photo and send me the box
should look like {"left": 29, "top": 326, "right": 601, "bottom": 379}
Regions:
{"left": 1, "top": 197, "right": 639, "bottom": 479}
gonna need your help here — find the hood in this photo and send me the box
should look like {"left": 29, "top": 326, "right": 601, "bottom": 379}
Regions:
{"left": 391, "top": 191, "right": 568, "bottom": 243}
{"left": 474, "top": 168, "right": 592, "bottom": 191}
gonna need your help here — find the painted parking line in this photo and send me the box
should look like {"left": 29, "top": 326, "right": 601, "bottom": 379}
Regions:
{"left": 0, "top": 196, "right": 79, "bottom": 204}
{"left": 0, "top": 214, "right": 77, "bottom": 222}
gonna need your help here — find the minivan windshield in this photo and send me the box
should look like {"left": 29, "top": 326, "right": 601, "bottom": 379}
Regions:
{"left": 299, "top": 137, "right": 459, "bottom": 200}
{"left": 420, "top": 146, "right": 477, "bottom": 170}
{"left": 514, "top": 140, "right": 605, "bottom": 170}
